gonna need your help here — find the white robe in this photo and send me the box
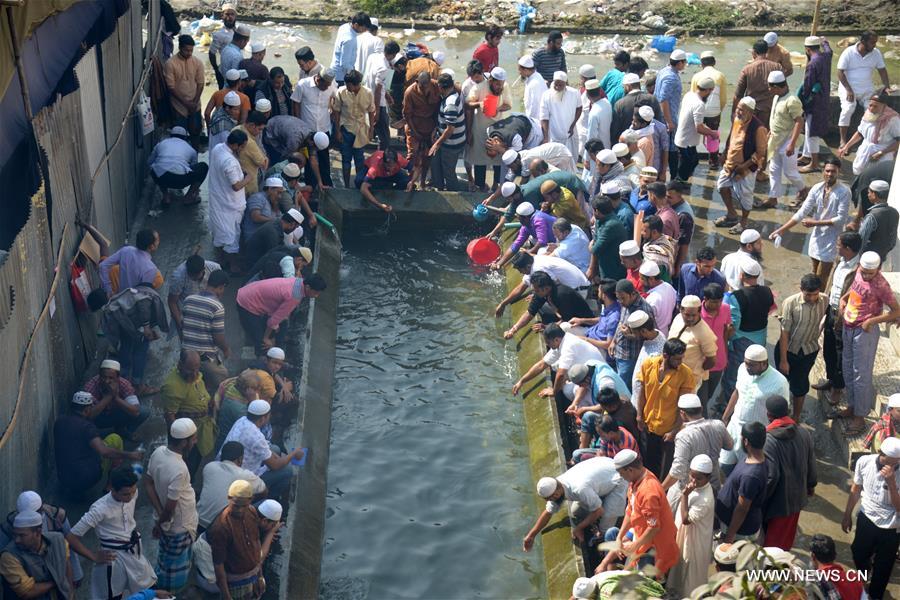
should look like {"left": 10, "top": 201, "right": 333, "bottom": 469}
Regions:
{"left": 669, "top": 483, "right": 715, "bottom": 597}
{"left": 540, "top": 86, "right": 581, "bottom": 161}
{"left": 208, "top": 143, "right": 247, "bottom": 253}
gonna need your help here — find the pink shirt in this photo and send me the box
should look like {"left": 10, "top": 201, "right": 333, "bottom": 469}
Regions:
{"left": 236, "top": 277, "right": 302, "bottom": 329}
{"left": 701, "top": 302, "right": 732, "bottom": 372}
{"left": 655, "top": 205, "right": 681, "bottom": 241}
{"left": 844, "top": 270, "right": 895, "bottom": 328}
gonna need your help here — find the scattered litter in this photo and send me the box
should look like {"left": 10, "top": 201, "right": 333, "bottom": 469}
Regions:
{"left": 273, "top": 52, "right": 282, "bottom": 57}
{"left": 261, "top": 21, "right": 276, "bottom": 26}
{"left": 188, "top": 16, "right": 221, "bottom": 35}
{"left": 641, "top": 13, "right": 666, "bottom": 29}
{"left": 564, "top": 0, "right": 580, "bottom": 5}
{"left": 664, "top": 26, "right": 685, "bottom": 38}
{"left": 686, "top": 52, "right": 700, "bottom": 65}
{"left": 436, "top": 27, "right": 460, "bottom": 38}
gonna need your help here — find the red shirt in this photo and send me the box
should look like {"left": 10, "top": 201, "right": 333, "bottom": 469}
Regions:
{"left": 816, "top": 564, "right": 863, "bottom": 600}
{"left": 472, "top": 42, "right": 499, "bottom": 72}
{"left": 627, "top": 268, "right": 647, "bottom": 297}
{"left": 626, "top": 470, "right": 679, "bottom": 575}
{"left": 364, "top": 151, "right": 410, "bottom": 180}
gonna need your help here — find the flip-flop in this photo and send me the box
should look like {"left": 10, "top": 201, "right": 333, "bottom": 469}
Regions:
{"left": 728, "top": 223, "right": 746, "bottom": 235}
{"left": 753, "top": 199, "right": 777, "bottom": 210}
{"left": 714, "top": 215, "right": 740, "bottom": 227}
{"left": 798, "top": 165, "right": 821, "bottom": 174}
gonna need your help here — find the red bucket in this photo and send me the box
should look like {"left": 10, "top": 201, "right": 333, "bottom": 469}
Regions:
{"left": 467, "top": 238, "right": 501, "bottom": 265}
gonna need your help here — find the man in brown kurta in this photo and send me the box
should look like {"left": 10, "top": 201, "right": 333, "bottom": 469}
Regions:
{"left": 164, "top": 35, "right": 205, "bottom": 136}
{"left": 402, "top": 72, "right": 441, "bottom": 190}
{"left": 732, "top": 39, "right": 782, "bottom": 127}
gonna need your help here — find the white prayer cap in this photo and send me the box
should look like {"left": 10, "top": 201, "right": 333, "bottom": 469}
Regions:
{"left": 258, "top": 499, "right": 283, "bottom": 521}
{"left": 572, "top": 577, "right": 597, "bottom": 600}
{"left": 224, "top": 91, "right": 242, "bottom": 107}
{"left": 600, "top": 181, "right": 621, "bottom": 196}
{"left": 598, "top": 149, "right": 617, "bottom": 165}
{"left": 700, "top": 50, "right": 715, "bottom": 59}
{"left": 738, "top": 96, "right": 757, "bottom": 110}
{"left": 690, "top": 453, "right": 714, "bottom": 474}
{"left": 516, "top": 202, "right": 535, "bottom": 217}
{"left": 741, "top": 260, "right": 762, "bottom": 277}
{"left": 286, "top": 208, "right": 305, "bottom": 224}
{"left": 613, "top": 448, "right": 639, "bottom": 469}
{"left": 16, "top": 491, "right": 42, "bottom": 513}
{"left": 584, "top": 78, "right": 601, "bottom": 91}
{"left": 72, "top": 391, "right": 94, "bottom": 405}
{"left": 432, "top": 51, "right": 446, "bottom": 65}
{"left": 860, "top": 251, "right": 882, "bottom": 269}
{"left": 370, "top": 17, "right": 380, "bottom": 27}
{"left": 670, "top": 49, "right": 687, "bottom": 61}
{"left": 250, "top": 41, "right": 266, "bottom": 53}
{"left": 267, "top": 347, "right": 286, "bottom": 360}
{"left": 282, "top": 162, "right": 301, "bottom": 178}
{"left": 870, "top": 179, "right": 890, "bottom": 193}
{"left": 681, "top": 295, "right": 701, "bottom": 308}
{"left": 441, "top": 68, "right": 455, "bottom": 77}
{"left": 170, "top": 126, "right": 189, "bottom": 137}
{"left": 518, "top": 55, "right": 535, "bottom": 69}
{"left": 740, "top": 228, "right": 761, "bottom": 244}
{"left": 889, "top": 393, "right": 900, "bottom": 408}
{"left": 767, "top": 70, "right": 786, "bottom": 84}
{"left": 238, "top": 69, "right": 248, "bottom": 80}
{"left": 639, "top": 260, "right": 660, "bottom": 277}
{"left": 612, "top": 142, "right": 629, "bottom": 157}
{"left": 255, "top": 98, "right": 272, "bottom": 112}
{"left": 678, "top": 394, "right": 702, "bottom": 409}
{"left": 100, "top": 359, "right": 121, "bottom": 371}
{"left": 220, "top": 2, "right": 237, "bottom": 11}
{"left": 313, "top": 131, "right": 330, "bottom": 150}
{"left": 228, "top": 479, "right": 253, "bottom": 499}
{"left": 621, "top": 130, "right": 639, "bottom": 144}
{"left": 13, "top": 511, "right": 43, "bottom": 529}
{"left": 264, "top": 177, "right": 284, "bottom": 189}
{"left": 225, "top": 68, "right": 241, "bottom": 81}
{"left": 640, "top": 166, "right": 658, "bottom": 178}
{"left": 248, "top": 399, "right": 271, "bottom": 416}
{"left": 578, "top": 64, "right": 596, "bottom": 78}
{"left": 536, "top": 477, "right": 558, "bottom": 498}
{"left": 391, "top": 54, "right": 404, "bottom": 66}
{"left": 490, "top": 67, "right": 507, "bottom": 81}
{"left": 804, "top": 36, "right": 821, "bottom": 47}
{"left": 637, "top": 105, "right": 654, "bottom": 121}
{"left": 500, "top": 182, "right": 518, "bottom": 198}
{"left": 697, "top": 76, "right": 716, "bottom": 90}
{"left": 759, "top": 546, "right": 796, "bottom": 567}
{"left": 552, "top": 70, "right": 568, "bottom": 82}
{"left": 619, "top": 240, "right": 640, "bottom": 256}
{"left": 235, "top": 24, "right": 252, "bottom": 37}
{"left": 881, "top": 437, "right": 900, "bottom": 458}
{"left": 623, "top": 73, "right": 641, "bottom": 86}
{"left": 764, "top": 32, "right": 778, "bottom": 46}
{"left": 170, "top": 417, "right": 197, "bottom": 439}
{"left": 625, "top": 309, "right": 650, "bottom": 328}
{"left": 568, "top": 363, "right": 590, "bottom": 384}
{"left": 744, "top": 344, "right": 768, "bottom": 362}
{"left": 502, "top": 149, "right": 519, "bottom": 166}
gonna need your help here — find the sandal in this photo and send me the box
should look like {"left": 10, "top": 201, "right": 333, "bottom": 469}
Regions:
{"left": 798, "top": 165, "right": 821, "bottom": 174}
{"left": 753, "top": 198, "right": 777, "bottom": 210}
{"left": 826, "top": 409, "right": 851, "bottom": 419}
{"left": 714, "top": 215, "right": 740, "bottom": 227}
{"left": 844, "top": 424, "right": 867, "bottom": 436}
{"left": 728, "top": 223, "right": 746, "bottom": 235}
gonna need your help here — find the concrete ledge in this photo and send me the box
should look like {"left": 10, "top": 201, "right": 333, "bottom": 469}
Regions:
{"left": 321, "top": 188, "right": 485, "bottom": 233}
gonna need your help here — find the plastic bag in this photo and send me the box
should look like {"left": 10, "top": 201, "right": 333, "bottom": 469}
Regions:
{"left": 136, "top": 91, "right": 154, "bottom": 136}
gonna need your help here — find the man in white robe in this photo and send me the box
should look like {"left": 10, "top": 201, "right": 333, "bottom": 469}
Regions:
{"left": 540, "top": 70, "right": 582, "bottom": 160}
{"left": 208, "top": 129, "right": 254, "bottom": 272}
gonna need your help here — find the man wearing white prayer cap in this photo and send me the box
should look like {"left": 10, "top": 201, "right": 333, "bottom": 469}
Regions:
{"left": 82, "top": 358, "right": 148, "bottom": 437}
{"left": 720, "top": 228, "right": 765, "bottom": 291}
{"left": 764, "top": 69, "right": 809, "bottom": 210}
{"left": 220, "top": 23, "right": 250, "bottom": 79}
{"left": 667, "top": 452, "right": 717, "bottom": 595}
{"left": 208, "top": 89, "right": 244, "bottom": 149}
{"left": 732, "top": 39, "right": 782, "bottom": 129}
{"left": 713, "top": 93, "right": 765, "bottom": 231}
{"left": 690, "top": 51, "right": 725, "bottom": 168}
{"left": 764, "top": 31, "right": 794, "bottom": 78}
{"left": 240, "top": 40, "right": 269, "bottom": 86}
{"left": 1, "top": 510, "right": 75, "bottom": 599}
{"left": 654, "top": 48, "right": 688, "bottom": 179}
{"left": 638, "top": 259, "right": 677, "bottom": 335}
{"left": 254, "top": 98, "right": 272, "bottom": 115}
{"left": 669, "top": 295, "right": 718, "bottom": 396}
{"left": 673, "top": 74, "right": 717, "bottom": 182}
{"left": 796, "top": 35, "right": 830, "bottom": 172}
{"left": 571, "top": 576, "right": 596, "bottom": 599}
{"left": 859, "top": 179, "right": 898, "bottom": 261}
{"left": 524, "top": 456, "right": 626, "bottom": 552}
{"left": 209, "top": 3, "right": 238, "bottom": 88}
{"left": 540, "top": 69, "right": 582, "bottom": 160}
{"left": 258, "top": 499, "right": 283, "bottom": 522}
{"left": 582, "top": 77, "right": 612, "bottom": 156}
{"left": 518, "top": 55, "right": 545, "bottom": 121}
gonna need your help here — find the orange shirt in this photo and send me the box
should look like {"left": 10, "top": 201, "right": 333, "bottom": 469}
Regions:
{"left": 627, "top": 470, "right": 679, "bottom": 574}
{"left": 210, "top": 88, "right": 251, "bottom": 114}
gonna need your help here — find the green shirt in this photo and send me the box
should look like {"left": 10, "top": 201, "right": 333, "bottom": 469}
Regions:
{"left": 592, "top": 215, "right": 628, "bottom": 280}
{"left": 162, "top": 368, "right": 210, "bottom": 415}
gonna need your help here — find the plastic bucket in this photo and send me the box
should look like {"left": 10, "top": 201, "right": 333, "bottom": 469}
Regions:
{"left": 466, "top": 238, "right": 501, "bottom": 265}
{"left": 472, "top": 205, "right": 489, "bottom": 222}
{"left": 483, "top": 94, "right": 499, "bottom": 118}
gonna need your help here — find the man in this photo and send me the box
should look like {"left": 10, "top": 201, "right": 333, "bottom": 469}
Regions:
{"left": 221, "top": 400, "right": 305, "bottom": 498}
{"left": 638, "top": 216, "right": 677, "bottom": 285}
{"left": 774, "top": 274, "right": 827, "bottom": 419}
{"left": 573, "top": 413, "right": 640, "bottom": 464}
{"left": 646, "top": 181, "right": 679, "bottom": 241}
{"left": 763, "top": 32, "right": 793, "bottom": 77}
{"left": 197, "top": 442, "right": 266, "bottom": 530}
{"left": 668, "top": 454, "right": 716, "bottom": 597}
{"left": 207, "top": 480, "right": 280, "bottom": 599}
{"left": 525, "top": 457, "right": 627, "bottom": 550}
{"left": 404, "top": 52, "right": 443, "bottom": 89}
{"left": 669, "top": 296, "right": 718, "bottom": 395}
{"left": 859, "top": 179, "right": 899, "bottom": 260}
{"left": 295, "top": 46, "right": 322, "bottom": 82}
{"left": 568, "top": 364, "right": 636, "bottom": 436}
{"left": 583, "top": 80, "right": 612, "bottom": 151}
{"left": 239, "top": 40, "right": 269, "bottom": 86}
{"left": 68, "top": 468, "right": 157, "bottom": 599}
{"left": 209, "top": 129, "right": 255, "bottom": 273}
{"left": 162, "top": 350, "right": 217, "bottom": 478}
{"left": 716, "top": 422, "right": 768, "bottom": 543}
{"left": 549, "top": 218, "right": 590, "bottom": 273}
{"left": 290, "top": 68, "right": 337, "bottom": 186}
{"left": 500, "top": 142, "right": 574, "bottom": 181}
{"left": 531, "top": 31, "right": 566, "bottom": 83}
{"left": 429, "top": 73, "right": 466, "bottom": 191}
{"left": 0, "top": 511, "right": 74, "bottom": 599}
{"left": 627, "top": 310, "right": 667, "bottom": 397}
{"left": 364, "top": 41, "right": 401, "bottom": 149}
{"left": 599, "top": 51, "right": 630, "bottom": 109}
{"left": 700, "top": 284, "right": 732, "bottom": 406}
{"left": 180, "top": 270, "right": 230, "bottom": 396}
{"left": 629, "top": 166, "right": 657, "bottom": 215}
{"left": 472, "top": 25, "right": 502, "bottom": 72}
{"left": 619, "top": 239, "right": 646, "bottom": 294}
{"left": 355, "top": 148, "right": 408, "bottom": 212}
{"left": 354, "top": 17, "right": 383, "bottom": 74}
{"left": 333, "top": 69, "right": 376, "bottom": 187}
{"left": 809, "top": 534, "right": 865, "bottom": 600}
{"left": 769, "top": 159, "right": 850, "bottom": 285}
{"left": 208, "top": 3, "right": 237, "bottom": 87}
{"left": 764, "top": 71, "right": 808, "bottom": 210}
{"left": 638, "top": 260, "right": 676, "bottom": 335}
{"left": 100, "top": 229, "right": 160, "bottom": 295}
{"left": 168, "top": 255, "right": 221, "bottom": 336}
{"left": 144, "top": 418, "right": 199, "bottom": 591}
{"left": 611, "top": 73, "right": 662, "bottom": 146}
{"left": 603, "top": 181, "right": 635, "bottom": 233}
{"left": 540, "top": 72, "right": 581, "bottom": 160}
{"left": 762, "top": 395, "right": 816, "bottom": 550}
{"left": 720, "top": 228, "right": 765, "bottom": 291}
{"left": 403, "top": 71, "right": 441, "bottom": 191}
{"left": 732, "top": 40, "right": 781, "bottom": 127}
{"left": 149, "top": 127, "right": 208, "bottom": 206}
{"left": 837, "top": 31, "right": 891, "bottom": 148}
{"left": 208, "top": 89, "right": 243, "bottom": 149}
{"left": 332, "top": 12, "right": 369, "bottom": 85}
{"left": 205, "top": 69, "right": 250, "bottom": 131}
{"left": 635, "top": 339, "right": 695, "bottom": 478}
{"left": 502, "top": 275, "right": 593, "bottom": 340}
{"left": 519, "top": 56, "right": 546, "bottom": 122}
{"left": 491, "top": 203, "right": 556, "bottom": 270}
{"left": 678, "top": 247, "right": 726, "bottom": 301}
{"left": 244, "top": 209, "right": 304, "bottom": 270}
{"left": 539, "top": 180, "right": 588, "bottom": 231}
{"left": 842, "top": 436, "right": 900, "bottom": 600}
{"left": 611, "top": 279, "right": 654, "bottom": 385}
{"left": 691, "top": 51, "right": 727, "bottom": 168}
{"left": 82, "top": 359, "right": 148, "bottom": 438}
{"left": 592, "top": 148, "right": 632, "bottom": 198}
{"left": 839, "top": 89, "right": 900, "bottom": 176}
{"left": 236, "top": 274, "right": 327, "bottom": 353}
{"left": 714, "top": 96, "right": 767, "bottom": 233}
{"left": 798, "top": 36, "right": 833, "bottom": 172}
{"left": 253, "top": 346, "right": 294, "bottom": 405}
{"left": 241, "top": 178, "right": 285, "bottom": 244}
{"left": 654, "top": 49, "right": 687, "bottom": 179}
{"left": 164, "top": 35, "right": 205, "bottom": 137}
{"left": 673, "top": 77, "right": 717, "bottom": 183}
{"left": 219, "top": 24, "right": 250, "bottom": 77}
{"left": 509, "top": 326, "right": 602, "bottom": 399}
{"left": 838, "top": 251, "right": 900, "bottom": 435}
{"left": 598, "top": 449, "right": 678, "bottom": 576}
{"left": 721, "top": 345, "right": 790, "bottom": 468}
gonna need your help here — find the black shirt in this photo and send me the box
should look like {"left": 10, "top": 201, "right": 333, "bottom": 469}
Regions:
{"left": 733, "top": 284, "right": 774, "bottom": 333}
{"left": 527, "top": 284, "right": 594, "bottom": 320}
{"left": 715, "top": 460, "right": 768, "bottom": 536}
{"left": 53, "top": 414, "right": 102, "bottom": 487}
{"left": 244, "top": 220, "right": 285, "bottom": 269}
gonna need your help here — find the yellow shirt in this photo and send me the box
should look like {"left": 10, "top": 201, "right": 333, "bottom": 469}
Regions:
{"left": 334, "top": 86, "right": 376, "bottom": 148}
{"left": 690, "top": 66, "right": 727, "bottom": 116}
{"left": 669, "top": 314, "right": 719, "bottom": 383}
{"left": 637, "top": 355, "right": 695, "bottom": 435}
{"left": 550, "top": 187, "right": 589, "bottom": 231}
{"left": 0, "top": 538, "right": 69, "bottom": 598}
{"left": 233, "top": 125, "right": 267, "bottom": 195}
{"left": 767, "top": 95, "right": 803, "bottom": 158}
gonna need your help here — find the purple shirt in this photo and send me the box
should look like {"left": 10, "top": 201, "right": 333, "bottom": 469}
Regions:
{"left": 100, "top": 246, "right": 158, "bottom": 293}
{"left": 510, "top": 210, "right": 557, "bottom": 253}
{"left": 651, "top": 120, "right": 668, "bottom": 172}
{"left": 586, "top": 301, "right": 621, "bottom": 342}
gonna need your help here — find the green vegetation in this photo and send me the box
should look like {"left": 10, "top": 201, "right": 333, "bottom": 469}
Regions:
{"left": 354, "top": 0, "right": 426, "bottom": 16}
{"left": 660, "top": 0, "right": 739, "bottom": 33}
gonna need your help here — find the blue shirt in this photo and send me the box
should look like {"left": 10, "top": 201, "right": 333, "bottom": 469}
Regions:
{"left": 555, "top": 225, "right": 591, "bottom": 272}
{"left": 599, "top": 69, "right": 625, "bottom": 108}
{"left": 614, "top": 201, "right": 635, "bottom": 232}
{"left": 724, "top": 291, "right": 767, "bottom": 346}
{"left": 677, "top": 263, "right": 726, "bottom": 302}
{"left": 587, "top": 359, "right": 631, "bottom": 401}
{"left": 219, "top": 43, "right": 244, "bottom": 76}
{"left": 99, "top": 246, "right": 159, "bottom": 293}
{"left": 586, "top": 301, "right": 621, "bottom": 342}
{"left": 332, "top": 23, "right": 358, "bottom": 82}
{"left": 629, "top": 189, "right": 654, "bottom": 216}
{"left": 654, "top": 66, "right": 682, "bottom": 137}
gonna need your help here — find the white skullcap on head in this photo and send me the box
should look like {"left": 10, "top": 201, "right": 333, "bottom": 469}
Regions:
{"left": 248, "top": 399, "right": 271, "bottom": 416}
{"left": 13, "top": 511, "right": 43, "bottom": 528}
{"left": 639, "top": 260, "right": 660, "bottom": 277}
{"left": 870, "top": 180, "right": 890, "bottom": 193}
{"left": 235, "top": 23, "right": 251, "bottom": 36}
{"left": 701, "top": 50, "right": 715, "bottom": 59}
{"left": 619, "top": 240, "right": 640, "bottom": 256}
{"left": 72, "top": 391, "right": 94, "bottom": 405}
{"left": 100, "top": 359, "right": 121, "bottom": 371}
{"left": 760, "top": 547, "right": 796, "bottom": 568}
{"left": 578, "top": 64, "right": 596, "bottom": 78}
{"left": 518, "top": 55, "right": 535, "bottom": 69}
{"left": 804, "top": 36, "right": 821, "bottom": 47}
{"left": 889, "top": 393, "right": 900, "bottom": 409}
{"left": 767, "top": 70, "right": 786, "bottom": 84}
{"left": 225, "top": 69, "right": 241, "bottom": 81}
{"left": 313, "top": 131, "right": 330, "bottom": 150}
{"left": 741, "top": 260, "right": 762, "bottom": 277}
{"left": 613, "top": 448, "right": 639, "bottom": 469}
{"left": 670, "top": 49, "right": 687, "bottom": 61}
{"left": 552, "top": 70, "right": 568, "bottom": 82}
{"left": 612, "top": 142, "right": 629, "bottom": 157}
{"left": 640, "top": 166, "right": 658, "bottom": 177}
{"left": 16, "top": 491, "right": 42, "bottom": 514}
{"left": 744, "top": 344, "right": 768, "bottom": 362}
{"left": 637, "top": 105, "right": 654, "bottom": 121}
{"left": 764, "top": 32, "right": 778, "bottom": 46}
{"left": 625, "top": 309, "right": 650, "bottom": 328}
{"left": 860, "top": 251, "right": 882, "bottom": 269}
{"left": 500, "top": 182, "right": 517, "bottom": 198}
{"left": 220, "top": 2, "right": 236, "bottom": 10}
{"left": 490, "top": 67, "right": 507, "bottom": 81}
{"left": 267, "top": 347, "right": 286, "bottom": 360}
{"left": 250, "top": 41, "right": 266, "bottom": 53}
{"left": 697, "top": 76, "right": 716, "bottom": 90}
{"left": 501, "top": 149, "right": 519, "bottom": 165}
{"left": 681, "top": 295, "right": 701, "bottom": 308}
{"left": 170, "top": 417, "right": 197, "bottom": 439}
{"left": 572, "top": 577, "right": 597, "bottom": 600}
{"left": 622, "top": 73, "right": 641, "bottom": 86}
{"left": 287, "top": 208, "right": 305, "bottom": 224}
{"left": 740, "top": 228, "right": 761, "bottom": 244}
{"left": 370, "top": 17, "right": 380, "bottom": 27}
{"left": 432, "top": 51, "right": 445, "bottom": 65}
{"left": 620, "top": 130, "right": 639, "bottom": 144}
{"left": 600, "top": 181, "right": 621, "bottom": 195}
{"left": 516, "top": 202, "right": 535, "bottom": 217}
{"left": 169, "top": 126, "right": 188, "bottom": 137}
{"left": 690, "top": 453, "right": 714, "bottom": 474}
{"left": 224, "top": 91, "right": 242, "bottom": 107}
{"left": 282, "top": 162, "right": 301, "bottom": 178}
{"left": 738, "top": 96, "right": 757, "bottom": 110}
{"left": 258, "top": 499, "right": 283, "bottom": 520}
{"left": 584, "top": 79, "right": 601, "bottom": 91}
{"left": 264, "top": 177, "right": 284, "bottom": 189}
{"left": 440, "top": 68, "right": 455, "bottom": 76}
{"left": 881, "top": 437, "right": 900, "bottom": 458}
{"left": 597, "top": 149, "right": 617, "bottom": 164}
{"left": 678, "top": 393, "right": 702, "bottom": 409}
{"left": 255, "top": 98, "right": 272, "bottom": 112}
{"left": 536, "top": 477, "right": 558, "bottom": 498}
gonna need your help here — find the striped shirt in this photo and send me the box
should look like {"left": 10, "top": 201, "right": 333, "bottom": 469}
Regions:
{"left": 669, "top": 419, "right": 730, "bottom": 492}
{"left": 779, "top": 291, "right": 827, "bottom": 355}
{"left": 592, "top": 426, "right": 640, "bottom": 458}
{"left": 181, "top": 291, "right": 225, "bottom": 355}
{"left": 853, "top": 453, "right": 900, "bottom": 529}
{"left": 531, "top": 47, "right": 567, "bottom": 83}
{"left": 438, "top": 92, "right": 466, "bottom": 149}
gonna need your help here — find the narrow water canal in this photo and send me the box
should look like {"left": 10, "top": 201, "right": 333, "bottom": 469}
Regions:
{"left": 320, "top": 232, "right": 546, "bottom": 599}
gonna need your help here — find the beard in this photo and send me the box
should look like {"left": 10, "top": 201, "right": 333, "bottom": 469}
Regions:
{"left": 862, "top": 110, "right": 879, "bottom": 122}
{"left": 552, "top": 88, "right": 566, "bottom": 102}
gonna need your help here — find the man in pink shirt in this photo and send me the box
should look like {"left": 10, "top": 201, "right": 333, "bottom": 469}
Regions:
{"left": 647, "top": 181, "right": 680, "bottom": 241}
{"left": 236, "top": 274, "right": 327, "bottom": 353}
{"left": 700, "top": 282, "right": 733, "bottom": 411}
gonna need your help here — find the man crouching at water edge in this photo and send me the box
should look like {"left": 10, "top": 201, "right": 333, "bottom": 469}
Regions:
{"left": 354, "top": 147, "right": 409, "bottom": 212}
{"left": 523, "top": 456, "right": 627, "bottom": 551}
